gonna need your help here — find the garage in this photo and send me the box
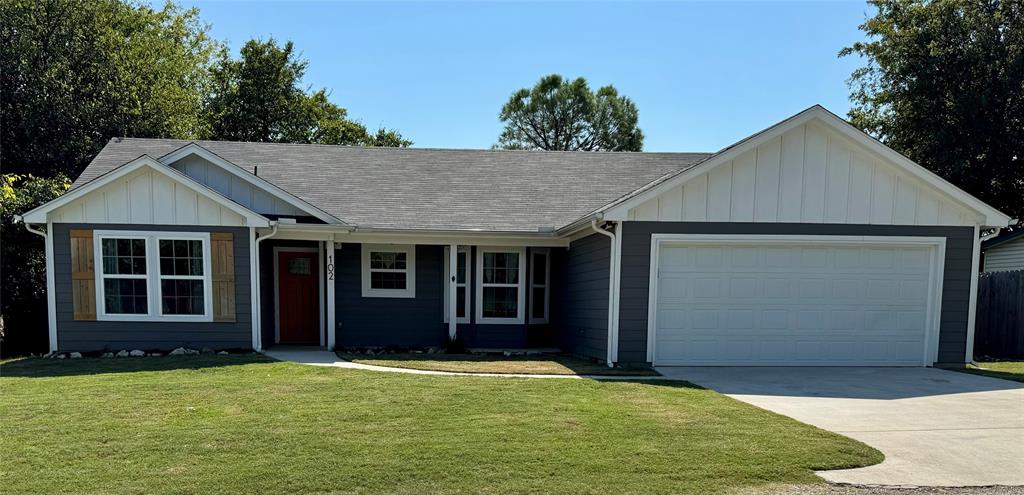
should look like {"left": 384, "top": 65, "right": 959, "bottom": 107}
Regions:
{"left": 650, "top": 236, "right": 943, "bottom": 366}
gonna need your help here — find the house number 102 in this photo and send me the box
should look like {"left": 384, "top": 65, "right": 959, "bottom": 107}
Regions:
{"left": 327, "top": 254, "right": 335, "bottom": 281}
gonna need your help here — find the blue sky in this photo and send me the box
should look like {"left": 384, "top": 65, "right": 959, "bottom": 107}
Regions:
{"left": 176, "top": 1, "right": 874, "bottom": 152}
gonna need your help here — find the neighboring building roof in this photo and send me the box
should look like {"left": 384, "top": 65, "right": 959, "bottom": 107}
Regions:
{"left": 983, "top": 229, "right": 1024, "bottom": 251}
{"left": 73, "top": 138, "right": 711, "bottom": 232}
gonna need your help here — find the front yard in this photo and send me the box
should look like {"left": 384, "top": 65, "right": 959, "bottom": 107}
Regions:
{"left": 337, "top": 351, "right": 659, "bottom": 376}
{"left": 0, "top": 355, "right": 881, "bottom": 495}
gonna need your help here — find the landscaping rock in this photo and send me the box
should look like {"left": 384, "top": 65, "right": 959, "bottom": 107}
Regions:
{"left": 69, "top": 352, "right": 82, "bottom": 359}
{"left": 149, "top": 352, "right": 162, "bottom": 357}
{"left": 129, "top": 349, "right": 145, "bottom": 357}
{"left": 184, "top": 348, "right": 200, "bottom": 355}
{"left": 169, "top": 347, "right": 187, "bottom": 356}
{"left": 217, "top": 351, "right": 228, "bottom": 355}
{"left": 200, "top": 347, "right": 214, "bottom": 355}
{"left": 116, "top": 350, "right": 129, "bottom": 358}
{"left": 101, "top": 352, "right": 114, "bottom": 358}
{"left": 56, "top": 353, "right": 66, "bottom": 359}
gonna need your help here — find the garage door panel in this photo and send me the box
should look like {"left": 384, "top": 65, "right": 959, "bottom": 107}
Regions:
{"left": 653, "top": 242, "right": 933, "bottom": 366}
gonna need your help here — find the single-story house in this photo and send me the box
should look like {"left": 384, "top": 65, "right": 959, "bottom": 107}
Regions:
{"left": 19, "top": 105, "right": 1014, "bottom": 367}
{"left": 981, "top": 229, "right": 1024, "bottom": 272}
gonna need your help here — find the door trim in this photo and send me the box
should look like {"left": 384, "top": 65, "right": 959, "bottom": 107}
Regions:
{"left": 645, "top": 234, "right": 947, "bottom": 366}
{"left": 273, "top": 246, "right": 324, "bottom": 345}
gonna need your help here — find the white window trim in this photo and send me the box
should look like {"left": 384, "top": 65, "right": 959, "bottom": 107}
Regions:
{"left": 361, "top": 244, "right": 416, "bottom": 298}
{"left": 443, "top": 246, "right": 470, "bottom": 324}
{"left": 94, "top": 230, "right": 213, "bottom": 322}
{"left": 475, "top": 246, "right": 526, "bottom": 325}
{"left": 529, "top": 248, "right": 550, "bottom": 324}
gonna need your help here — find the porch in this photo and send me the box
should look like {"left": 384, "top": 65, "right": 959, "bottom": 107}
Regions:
{"left": 253, "top": 225, "right": 587, "bottom": 355}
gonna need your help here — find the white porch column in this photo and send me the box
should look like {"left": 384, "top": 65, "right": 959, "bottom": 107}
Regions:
{"left": 249, "top": 227, "right": 260, "bottom": 351}
{"left": 326, "top": 241, "right": 337, "bottom": 350}
{"left": 448, "top": 243, "right": 457, "bottom": 341}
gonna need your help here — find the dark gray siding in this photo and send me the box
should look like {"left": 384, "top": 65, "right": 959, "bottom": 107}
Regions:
{"left": 53, "top": 223, "right": 252, "bottom": 352}
{"left": 551, "top": 232, "right": 610, "bottom": 360}
{"left": 617, "top": 222, "right": 974, "bottom": 365}
{"left": 333, "top": 244, "right": 552, "bottom": 349}
{"left": 336, "top": 243, "right": 447, "bottom": 347}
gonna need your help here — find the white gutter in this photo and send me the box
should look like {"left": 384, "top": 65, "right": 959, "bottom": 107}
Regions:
{"left": 253, "top": 222, "right": 280, "bottom": 351}
{"left": 590, "top": 218, "right": 619, "bottom": 368}
{"left": 20, "top": 217, "right": 58, "bottom": 352}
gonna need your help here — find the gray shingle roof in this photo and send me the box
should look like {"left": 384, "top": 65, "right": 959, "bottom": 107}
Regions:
{"left": 74, "top": 138, "right": 711, "bottom": 232}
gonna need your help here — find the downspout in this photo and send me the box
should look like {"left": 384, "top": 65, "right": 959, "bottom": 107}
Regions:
{"left": 21, "top": 219, "right": 57, "bottom": 353}
{"left": 965, "top": 226, "right": 1006, "bottom": 365}
{"left": 591, "top": 218, "right": 618, "bottom": 368}
{"left": 253, "top": 222, "right": 279, "bottom": 351}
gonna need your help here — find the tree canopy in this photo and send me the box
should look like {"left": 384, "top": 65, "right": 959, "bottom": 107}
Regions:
{"left": 0, "top": 0, "right": 219, "bottom": 178}
{"left": 841, "top": 0, "right": 1023, "bottom": 222}
{"left": 204, "top": 39, "right": 411, "bottom": 147}
{"left": 496, "top": 74, "right": 643, "bottom": 151}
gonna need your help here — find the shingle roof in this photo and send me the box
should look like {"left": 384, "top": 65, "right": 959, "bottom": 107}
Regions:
{"left": 74, "top": 138, "right": 711, "bottom": 232}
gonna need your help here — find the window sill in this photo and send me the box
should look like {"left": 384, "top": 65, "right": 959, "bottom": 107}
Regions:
{"left": 97, "top": 314, "right": 214, "bottom": 323}
{"left": 360, "top": 289, "right": 416, "bottom": 299}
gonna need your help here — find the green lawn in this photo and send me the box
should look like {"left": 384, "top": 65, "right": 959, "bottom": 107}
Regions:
{"left": 0, "top": 356, "right": 881, "bottom": 495}
{"left": 963, "top": 361, "right": 1024, "bottom": 383}
{"left": 338, "top": 352, "right": 659, "bottom": 376}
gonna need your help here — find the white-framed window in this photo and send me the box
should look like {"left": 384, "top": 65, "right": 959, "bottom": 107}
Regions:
{"left": 94, "top": 230, "right": 212, "bottom": 322}
{"left": 361, "top": 244, "right": 416, "bottom": 298}
{"left": 443, "top": 246, "right": 470, "bottom": 324}
{"left": 475, "top": 246, "right": 525, "bottom": 324}
{"left": 529, "top": 248, "right": 550, "bottom": 324}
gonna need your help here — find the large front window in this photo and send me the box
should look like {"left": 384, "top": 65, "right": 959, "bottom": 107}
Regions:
{"left": 95, "top": 231, "right": 212, "bottom": 321}
{"left": 476, "top": 247, "right": 525, "bottom": 324}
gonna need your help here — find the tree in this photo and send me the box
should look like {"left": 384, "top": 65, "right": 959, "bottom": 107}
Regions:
{"left": 0, "top": 0, "right": 219, "bottom": 178}
{"left": 204, "top": 39, "right": 411, "bottom": 147}
{"left": 841, "top": 0, "right": 1023, "bottom": 222}
{"left": 496, "top": 74, "right": 643, "bottom": 151}
{"left": 0, "top": 174, "right": 70, "bottom": 356}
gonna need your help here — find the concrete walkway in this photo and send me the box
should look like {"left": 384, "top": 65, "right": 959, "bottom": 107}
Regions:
{"left": 264, "top": 347, "right": 668, "bottom": 380}
{"left": 656, "top": 367, "right": 1024, "bottom": 487}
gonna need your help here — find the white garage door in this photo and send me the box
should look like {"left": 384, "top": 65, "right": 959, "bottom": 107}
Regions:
{"left": 652, "top": 240, "right": 936, "bottom": 366}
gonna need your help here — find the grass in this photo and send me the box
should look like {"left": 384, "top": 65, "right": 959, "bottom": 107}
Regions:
{"left": 0, "top": 355, "right": 881, "bottom": 495}
{"left": 961, "top": 361, "right": 1024, "bottom": 383}
{"left": 337, "top": 352, "right": 660, "bottom": 376}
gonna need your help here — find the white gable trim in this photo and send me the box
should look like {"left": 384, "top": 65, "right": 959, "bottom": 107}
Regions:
{"left": 159, "top": 143, "right": 345, "bottom": 225}
{"left": 602, "top": 106, "right": 1012, "bottom": 228}
{"left": 21, "top": 156, "right": 270, "bottom": 227}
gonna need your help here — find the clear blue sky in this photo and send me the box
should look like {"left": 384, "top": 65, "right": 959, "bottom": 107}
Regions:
{"left": 175, "top": 1, "right": 875, "bottom": 152}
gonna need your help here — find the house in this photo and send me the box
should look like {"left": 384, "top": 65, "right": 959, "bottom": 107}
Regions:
{"left": 981, "top": 229, "right": 1024, "bottom": 272}
{"left": 18, "top": 106, "right": 1014, "bottom": 367}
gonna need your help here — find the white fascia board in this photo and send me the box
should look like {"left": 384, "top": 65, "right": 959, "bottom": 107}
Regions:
{"left": 266, "top": 224, "right": 571, "bottom": 247}
{"left": 158, "top": 143, "right": 346, "bottom": 226}
{"left": 21, "top": 155, "right": 270, "bottom": 227}
{"left": 600, "top": 105, "right": 1012, "bottom": 227}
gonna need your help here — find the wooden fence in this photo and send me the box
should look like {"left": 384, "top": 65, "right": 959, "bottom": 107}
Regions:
{"left": 974, "top": 270, "right": 1024, "bottom": 360}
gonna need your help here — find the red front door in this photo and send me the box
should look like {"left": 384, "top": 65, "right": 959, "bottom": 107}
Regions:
{"left": 278, "top": 251, "right": 319, "bottom": 344}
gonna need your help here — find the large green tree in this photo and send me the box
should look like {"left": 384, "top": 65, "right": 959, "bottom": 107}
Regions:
{"left": 841, "top": 0, "right": 1023, "bottom": 222}
{"left": 204, "top": 39, "right": 411, "bottom": 147}
{"left": 497, "top": 74, "right": 643, "bottom": 151}
{"left": 0, "top": 0, "right": 219, "bottom": 178}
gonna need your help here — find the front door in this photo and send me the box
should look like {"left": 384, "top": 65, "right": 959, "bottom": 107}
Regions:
{"left": 278, "top": 250, "right": 320, "bottom": 344}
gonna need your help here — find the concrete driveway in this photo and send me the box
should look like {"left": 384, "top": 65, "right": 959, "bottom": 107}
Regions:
{"left": 656, "top": 367, "right": 1024, "bottom": 487}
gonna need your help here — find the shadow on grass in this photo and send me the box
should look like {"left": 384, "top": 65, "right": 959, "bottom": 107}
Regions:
{"left": 337, "top": 352, "right": 660, "bottom": 377}
{"left": 0, "top": 354, "right": 275, "bottom": 378}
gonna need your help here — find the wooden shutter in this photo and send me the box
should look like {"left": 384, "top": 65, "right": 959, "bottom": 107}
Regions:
{"left": 70, "top": 229, "right": 96, "bottom": 321}
{"left": 210, "top": 232, "right": 236, "bottom": 322}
